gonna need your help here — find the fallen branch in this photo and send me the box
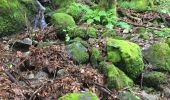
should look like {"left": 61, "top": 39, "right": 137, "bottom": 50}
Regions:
{"left": 29, "top": 84, "right": 45, "bottom": 100}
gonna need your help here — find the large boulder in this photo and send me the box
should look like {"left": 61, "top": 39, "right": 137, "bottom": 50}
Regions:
{"left": 100, "top": 62, "right": 133, "bottom": 90}
{"left": 58, "top": 92, "right": 98, "bottom": 100}
{"left": 0, "top": 0, "right": 30, "bottom": 36}
{"left": 65, "top": 42, "right": 89, "bottom": 64}
{"left": 107, "top": 38, "right": 144, "bottom": 79}
{"left": 144, "top": 43, "right": 170, "bottom": 72}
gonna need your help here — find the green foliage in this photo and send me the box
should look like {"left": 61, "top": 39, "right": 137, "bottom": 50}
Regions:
{"left": 155, "top": 0, "right": 170, "bottom": 14}
{"left": 87, "top": 27, "right": 97, "bottom": 38}
{"left": 154, "top": 28, "right": 170, "bottom": 37}
{"left": 90, "top": 47, "right": 103, "bottom": 67}
{"left": 143, "top": 71, "right": 167, "bottom": 89}
{"left": 82, "top": 9, "right": 117, "bottom": 29}
{"left": 99, "top": 62, "right": 133, "bottom": 90}
{"left": 117, "top": 21, "right": 132, "bottom": 33}
{"left": 52, "top": 0, "right": 75, "bottom": 8}
{"left": 58, "top": 92, "right": 98, "bottom": 100}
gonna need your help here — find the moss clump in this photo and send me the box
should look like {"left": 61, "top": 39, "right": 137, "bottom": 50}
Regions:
{"left": 100, "top": 62, "right": 133, "bottom": 90}
{"left": 58, "top": 92, "right": 98, "bottom": 100}
{"left": 119, "top": 0, "right": 154, "bottom": 12}
{"left": 90, "top": 47, "right": 103, "bottom": 67}
{"left": 52, "top": 0, "right": 75, "bottom": 8}
{"left": 0, "top": 0, "right": 28, "bottom": 36}
{"left": 87, "top": 27, "right": 97, "bottom": 38}
{"left": 107, "top": 50, "right": 121, "bottom": 63}
{"left": 51, "top": 13, "right": 76, "bottom": 39}
{"left": 143, "top": 71, "right": 167, "bottom": 89}
{"left": 68, "top": 27, "right": 87, "bottom": 39}
{"left": 107, "top": 38, "right": 144, "bottom": 79}
{"left": 144, "top": 43, "right": 170, "bottom": 72}
{"left": 102, "top": 29, "right": 117, "bottom": 38}
{"left": 65, "top": 42, "right": 89, "bottom": 64}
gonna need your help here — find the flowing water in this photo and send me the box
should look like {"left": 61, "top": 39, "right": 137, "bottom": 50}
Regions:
{"left": 33, "top": 0, "right": 47, "bottom": 32}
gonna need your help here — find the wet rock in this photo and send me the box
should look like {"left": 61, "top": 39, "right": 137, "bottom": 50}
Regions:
{"left": 117, "top": 91, "right": 141, "bottom": 100}
{"left": 58, "top": 92, "right": 98, "bottom": 100}
{"left": 141, "top": 91, "right": 159, "bottom": 100}
{"left": 65, "top": 42, "right": 89, "bottom": 64}
{"left": 13, "top": 38, "right": 32, "bottom": 52}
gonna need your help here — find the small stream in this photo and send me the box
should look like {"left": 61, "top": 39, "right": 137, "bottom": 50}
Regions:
{"left": 33, "top": 0, "right": 47, "bottom": 32}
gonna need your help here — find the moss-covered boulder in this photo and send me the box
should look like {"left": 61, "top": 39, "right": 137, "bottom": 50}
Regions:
{"left": 52, "top": 0, "right": 75, "bottom": 8}
{"left": 0, "top": 0, "right": 29, "bottom": 36}
{"left": 119, "top": 0, "right": 154, "bottom": 12}
{"left": 58, "top": 92, "right": 98, "bottom": 100}
{"left": 107, "top": 38, "right": 144, "bottom": 79}
{"left": 68, "top": 27, "right": 87, "bottom": 39}
{"left": 144, "top": 43, "right": 170, "bottom": 72}
{"left": 65, "top": 42, "right": 89, "bottom": 64}
{"left": 87, "top": 27, "right": 97, "bottom": 38}
{"left": 51, "top": 13, "right": 76, "bottom": 39}
{"left": 90, "top": 47, "right": 103, "bottom": 67}
{"left": 143, "top": 71, "right": 167, "bottom": 89}
{"left": 100, "top": 62, "right": 133, "bottom": 90}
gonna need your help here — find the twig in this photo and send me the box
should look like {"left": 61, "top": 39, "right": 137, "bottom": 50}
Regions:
{"left": 29, "top": 84, "right": 45, "bottom": 100}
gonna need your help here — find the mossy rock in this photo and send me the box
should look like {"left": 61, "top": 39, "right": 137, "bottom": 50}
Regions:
{"left": 118, "top": 91, "right": 141, "bottom": 100}
{"left": 107, "top": 50, "right": 121, "bottom": 63}
{"left": 52, "top": 0, "right": 75, "bottom": 8}
{"left": 87, "top": 27, "right": 97, "bottom": 38}
{"left": 119, "top": 0, "right": 154, "bottom": 12}
{"left": 68, "top": 26, "right": 87, "bottom": 39}
{"left": 58, "top": 92, "right": 98, "bottom": 100}
{"left": 51, "top": 13, "right": 76, "bottom": 39}
{"left": 107, "top": 38, "right": 144, "bottom": 79}
{"left": 0, "top": 0, "right": 29, "bottom": 36}
{"left": 100, "top": 62, "right": 133, "bottom": 90}
{"left": 143, "top": 71, "right": 167, "bottom": 89}
{"left": 144, "top": 43, "right": 170, "bottom": 72}
{"left": 90, "top": 47, "right": 103, "bottom": 67}
{"left": 102, "top": 29, "right": 117, "bottom": 38}
{"left": 65, "top": 42, "right": 89, "bottom": 64}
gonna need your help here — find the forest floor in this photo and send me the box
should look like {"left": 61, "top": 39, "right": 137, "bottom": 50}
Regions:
{"left": 0, "top": 8, "right": 170, "bottom": 100}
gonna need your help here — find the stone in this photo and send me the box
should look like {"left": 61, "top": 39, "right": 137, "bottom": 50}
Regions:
{"left": 58, "top": 92, "right": 98, "bottom": 100}
{"left": 117, "top": 91, "right": 141, "bottom": 100}
{"left": 65, "top": 42, "right": 89, "bottom": 64}
{"left": 99, "top": 62, "right": 133, "bottom": 90}
{"left": 141, "top": 91, "right": 159, "bottom": 100}
{"left": 107, "top": 38, "right": 144, "bottom": 79}
{"left": 57, "top": 69, "right": 65, "bottom": 77}
{"left": 144, "top": 43, "right": 170, "bottom": 72}
{"left": 143, "top": 71, "right": 167, "bottom": 89}
{"left": 35, "top": 71, "right": 48, "bottom": 80}
{"left": 90, "top": 47, "right": 102, "bottom": 67}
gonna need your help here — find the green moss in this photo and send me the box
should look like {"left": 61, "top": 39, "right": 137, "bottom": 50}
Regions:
{"left": 119, "top": 0, "right": 154, "bottom": 12}
{"left": 107, "top": 38, "right": 144, "bottom": 79}
{"left": 87, "top": 27, "right": 97, "bottom": 38}
{"left": 51, "top": 13, "right": 76, "bottom": 30}
{"left": 144, "top": 43, "right": 170, "bottom": 72}
{"left": 107, "top": 51, "right": 121, "bottom": 63}
{"left": 68, "top": 27, "right": 87, "bottom": 39}
{"left": 90, "top": 47, "right": 103, "bottom": 67}
{"left": 143, "top": 71, "right": 167, "bottom": 89}
{"left": 0, "top": 0, "right": 28, "bottom": 36}
{"left": 58, "top": 92, "right": 98, "bottom": 100}
{"left": 100, "top": 62, "right": 133, "bottom": 90}
{"left": 52, "top": 0, "right": 75, "bottom": 8}
{"left": 65, "top": 42, "right": 89, "bottom": 64}
{"left": 102, "top": 29, "right": 117, "bottom": 38}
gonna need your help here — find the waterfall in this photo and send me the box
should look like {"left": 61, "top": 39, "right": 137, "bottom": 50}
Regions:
{"left": 33, "top": 0, "right": 47, "bottom": 32}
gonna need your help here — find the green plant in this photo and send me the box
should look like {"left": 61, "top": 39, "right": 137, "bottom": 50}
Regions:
{"left": 81, "top": 9, "right": 117, "bottom": 29}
